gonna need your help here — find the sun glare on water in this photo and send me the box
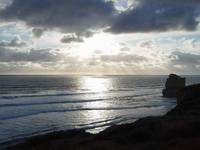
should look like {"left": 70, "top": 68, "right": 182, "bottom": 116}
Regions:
{"left": 80, "top": 77, "right": 113, "bottom": 129}
{"left": 81, "top": 77, "right": 111, "bottom": 93}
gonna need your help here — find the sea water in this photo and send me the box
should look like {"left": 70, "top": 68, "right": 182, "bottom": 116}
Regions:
{"left": 0, "top": 75, "right": 199, "bottom": 146}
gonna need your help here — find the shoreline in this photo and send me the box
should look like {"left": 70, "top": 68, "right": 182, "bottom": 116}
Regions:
{"left": 4, "top": 84, "right": 200, "bottom": 150}
{"left": 1, "top": 100, "right": 175, "bottom": 149}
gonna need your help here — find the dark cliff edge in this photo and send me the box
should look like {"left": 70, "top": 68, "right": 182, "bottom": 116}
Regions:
{"left": 163, "top": 74, "right": 185, "bottom": 98}
{"left": 4, "top": 84, "right": 200, "bottom": 150}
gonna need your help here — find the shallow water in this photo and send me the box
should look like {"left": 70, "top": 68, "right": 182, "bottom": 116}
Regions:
{"left": 0, "top": 75, "right": 199, "bottom": 146}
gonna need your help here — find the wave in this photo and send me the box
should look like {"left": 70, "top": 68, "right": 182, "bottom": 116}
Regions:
{"left": 0, "top": 90, "right": 115, "bottom": 99}
{"left": 0, "top": 87, "right": 160, "bottom": 100}
{"left": 0, "top": 105, "right": 164, "bottom": 121}
{"left": 76, "top": 115, "right": 138, "bottom": 130}
{"left": 0, "top": 92, "right": 161, "bottom": 108}
{"left": 0, "top": 92, "right": 89, "bottom": 99}
{"left": 0, "top": 98, "right": 106, "bottom": 108}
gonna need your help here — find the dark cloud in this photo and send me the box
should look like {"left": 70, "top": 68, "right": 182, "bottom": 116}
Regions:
{"left": 0, "top": 0, "right": 116, "bottom": 34}
{"left": 61, "top": 34, "right": 84, "bottom": 44}
{"left": 0, "top": 37, "right": 27, "bottom": 48}
{"left": 32, "top": 28, "right": 46, "bottom": 38}
{"left": 61, "top": 31, "right": 96, "bottom": 43}
{"left": 0, "top": 48, "right": 65, "bottom": 62}
{"left": 165, "top": 0, "right": 200, "bottom": 3}
{"left": 0, "top": 0, "right": 200, "bottom": 35}
{"left": 109, "top": 0, "right": 200, "bottom": 33}
{"left": 76, "top": 31, "right": 94, "bottom": 38}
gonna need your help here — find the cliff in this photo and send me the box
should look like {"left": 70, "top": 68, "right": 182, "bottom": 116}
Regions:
{"left": 163, "top": 74, "right": 185, "bottom": 97}
{"left": 5, "top": 84, "right": 200, "bottom": 150}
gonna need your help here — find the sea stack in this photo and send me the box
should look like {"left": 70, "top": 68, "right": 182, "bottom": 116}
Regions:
{"left": 163, "top": 74, "right": 185, "bottom": 97}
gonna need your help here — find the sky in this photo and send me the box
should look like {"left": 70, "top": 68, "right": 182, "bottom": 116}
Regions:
{"left": 0, "top": 0, "right": 200, "bottom": 75}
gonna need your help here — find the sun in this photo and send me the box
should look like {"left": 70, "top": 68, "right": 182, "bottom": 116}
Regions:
{"left": 70, "top": 32, "right": 121, "bottom": 58}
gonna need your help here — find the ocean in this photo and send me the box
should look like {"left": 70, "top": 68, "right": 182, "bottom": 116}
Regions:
{"left": 0, "top": 75, "right": 200, "bottom": 147}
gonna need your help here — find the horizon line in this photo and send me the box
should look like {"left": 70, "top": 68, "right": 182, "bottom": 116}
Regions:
{"left": 0, "top": 74, "right": 200, "bottom": 76}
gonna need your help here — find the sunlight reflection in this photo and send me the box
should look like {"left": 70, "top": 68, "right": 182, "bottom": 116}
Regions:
{"left": 80, "top": 77, "right": 112, "bottom": 128}
{"left": 80, "top": 77, "right": 111, "bottom": 93}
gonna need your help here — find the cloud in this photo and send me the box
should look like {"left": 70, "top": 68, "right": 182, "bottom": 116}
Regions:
{"left": 0, "top": 0, "right": 116, "bottom": 34}
{"left": 120, "top": 47, "right": 130, "bottom": 52}
{"left": 94, "top": 50, "right": 102, "bottom": 54}
{"left": 61, "top": 34, "right": 84, "bottom": 43}
{"left": 0, "top": 48, "right": 67, "bottom": 62}
{"left": 0, "top": 0, "right": 200, "bottom": 35}
{"left": 32, "top": 28, "right": 46, "bottom": 38}
{"left": 181, "top": 38, "right": 200, "bottom": 49}
{"left": 76, "top": 31, "right": 94, "bottom": 38}
{"left": 0, "top": 0, "right": 12, "bottom": 9}
{"left": 171, "top": 51, "right": 200, "bottom": 65}
{"left": 0, "top": 36, "right": 27, "bottom": 48}
{"left": 165, "top": 0, "right": 200, "bottom": 3}
{"left": 138, "top": 40, "right": 153, "bottom": 48}
{"left": 0, "top": 47, "right": 82, "bottom": 74}
{"left": 108, "top": 0, "right": 200, "bottom": 33}
{"left": 101, "top": 53, "right": 147, "bottom": 63}
{"left": 164, "top": 51, "right": 200, "bottom": 74}
{"left": 61, "top": 30, "right": 96, "bottom": 43}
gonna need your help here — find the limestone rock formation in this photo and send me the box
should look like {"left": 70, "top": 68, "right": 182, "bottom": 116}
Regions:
{"left": 177, "top": 84, "right": 200, "bottom": 105}
{"left": 163, "top": 74, "right": 185, "bottom": 97}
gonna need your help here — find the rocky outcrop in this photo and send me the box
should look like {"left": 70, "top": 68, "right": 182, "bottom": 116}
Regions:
{"left": 177, "top": 84, "right": 200, "bottom": 105}
{"left": 163, "top": 74, "right": 185, "bottom": 97}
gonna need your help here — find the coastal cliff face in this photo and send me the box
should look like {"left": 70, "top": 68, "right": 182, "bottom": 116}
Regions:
{"left": 163, "top": 74, "right": 185, "bottom": 98}
{"left": 177, "top": 84, "right": 200, "bottom": 105}
{"left": 5, "top": 84, "right": 200, "bottom": 150}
